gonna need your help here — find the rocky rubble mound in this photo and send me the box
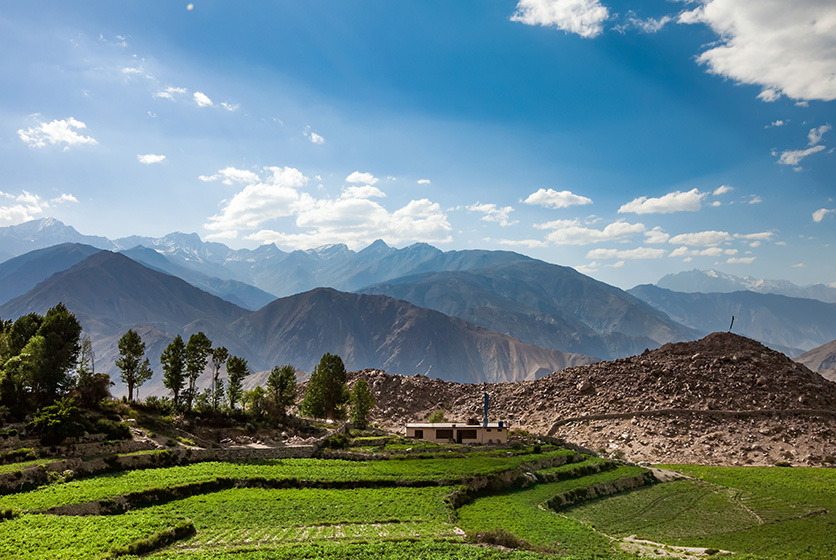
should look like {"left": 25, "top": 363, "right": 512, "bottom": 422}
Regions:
{"left": 352, "top": 333, "right": 836, "bottom": 466}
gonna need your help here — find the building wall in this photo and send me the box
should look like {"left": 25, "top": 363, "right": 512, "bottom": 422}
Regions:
{"left": 406, "top": 426, "right": 508, "bottom": 444}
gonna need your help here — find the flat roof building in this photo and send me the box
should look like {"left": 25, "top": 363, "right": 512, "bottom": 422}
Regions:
{"left": 405, "top": 421, "right": 510, "bottom": 444}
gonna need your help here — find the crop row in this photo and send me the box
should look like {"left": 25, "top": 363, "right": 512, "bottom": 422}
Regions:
{"left": 139, "top": 486, "right": 455, "bottom": 530}
{"left": 0, "top": 512, "right": 188, "bottom": 560}
{"left": 0, "top": 449, "right": 575, "bottom": 511}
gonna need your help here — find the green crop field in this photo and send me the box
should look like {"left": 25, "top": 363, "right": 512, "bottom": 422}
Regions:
{"left": 1, "top": 443, "right": 834, "bottom": 560}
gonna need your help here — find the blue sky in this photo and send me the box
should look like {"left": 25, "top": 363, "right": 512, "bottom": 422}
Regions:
{"left": 1, "top": 0, "right": 834, "bottom": 289}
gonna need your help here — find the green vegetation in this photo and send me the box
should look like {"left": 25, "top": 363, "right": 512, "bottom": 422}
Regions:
{"left": 301, "top": 353, "right": 349, "bottom": 420}
{"left": 115, "top": 329, "right": 153, "bottom": 404}
{"left": 349, "top": 378, "right": 376, "bottom": 429}
{"left": 457, "top": 465, "right": 647, "bottom": 556}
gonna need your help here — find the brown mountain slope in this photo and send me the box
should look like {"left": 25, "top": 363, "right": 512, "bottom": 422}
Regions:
{"left": 349, "top": 332, "right": 836, "bottom": 466}
{"left": 796, "top": 339, "right": 836, "bottom": 382}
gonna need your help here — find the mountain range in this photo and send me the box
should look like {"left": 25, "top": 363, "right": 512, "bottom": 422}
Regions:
{"left": 657, "top": 269, "right": 836, "bottom": 303}
{"left": 1, "top": 217, "right": 834, "bottom": 393}
{"left": 627, "top": 284, "right": 836, "bottom": 356}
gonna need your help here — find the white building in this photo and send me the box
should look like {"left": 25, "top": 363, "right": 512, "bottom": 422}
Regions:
{"left": 405, "top": 421, "right": 509, "bottom": 444}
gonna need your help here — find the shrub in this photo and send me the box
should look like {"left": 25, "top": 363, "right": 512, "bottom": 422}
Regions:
{"left": 320, "top": 432, "right": 350, "bottom": 450}
{"left": 0, "top": 447, "right": 37, "bottom": 465}
{"left": 95, "top": 419, "right": 132, "bottom": 441}
{"left": 28, "top": 398, "right": 88, "bottom": 445}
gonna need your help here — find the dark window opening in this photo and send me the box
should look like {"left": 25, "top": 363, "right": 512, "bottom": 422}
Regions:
{"left": 436, "top": 429, "right": 454, "bottom": 439}
{"left": 414, "top": 429, "right": 423, "bottom": 439}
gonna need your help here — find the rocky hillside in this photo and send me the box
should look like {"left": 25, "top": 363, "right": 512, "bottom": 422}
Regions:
{"left": 797, "top": 339, "right": 836, "bottom": 382}
{"left": 351, "top": 332, "right": 836, "bottom": 467}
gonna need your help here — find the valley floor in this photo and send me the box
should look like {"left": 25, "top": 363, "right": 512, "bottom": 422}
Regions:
{"left": 0, "top": 436, "right": 834, "bottom": 560}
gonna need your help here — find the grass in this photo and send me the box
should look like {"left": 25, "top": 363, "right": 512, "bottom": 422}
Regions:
{"left": 0, "top": 512, "right": 188, "bottom": 560}
{"left": 0, "top": 449, "right": 576, "bottom": 512}
{"left": 456, "top": 465, "right": 648, "bottom": 557}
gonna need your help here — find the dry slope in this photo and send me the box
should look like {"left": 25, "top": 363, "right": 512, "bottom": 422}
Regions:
{"left": 352, "top": 332, "right": 836, "bottom": 466}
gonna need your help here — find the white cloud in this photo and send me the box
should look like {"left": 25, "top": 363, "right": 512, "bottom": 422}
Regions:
{"left": 617, "top": 12, "right": 672, "bottom": 33}
{"left": 777, "top": 145, "right": 825, "bottom": 166}
{"left": 345, "top": 171, "right": 379, "bottom": 185}
{"left": 727, "top": 256, "right": 756, "bottom": 264}
{"left": 735, "top": 231, "right": 774, "bottom": 242}
{"left": 644, "top": 226, "right": 669, "bottom": 244}
{"left": 757, "top": 89, "right": 781, "bottom": 103}
{"left": 203, "top": 166, "right": 451, "bottom": 249}
{"left": 203, "top": 166, "right": 309, "bottom": 231}
{"left": 586, "top": 247, "right": 667, "bottom": 260}
{"left": 467, "top": 203, "right": 517, "bottom": 227}
{"left": 341, "top": 185, "right": 385, "bottom": 199}
{"left": 668, "top": 230, "right": 732, "bottom": 246}
{"left": 808, "top": 124, "right": 832, "bottom": 146}
{"left": 0, "top": 190, "right": 77, "bottom": 226}
{"left": 308, "top": 132, "right": 325, "bottom": 144}
{"left": 792, "top": 263, "right": 804, "bottom": 268}
{"left": 193, "top": 91, "right": 213, "bottom": 107}
{"left": 618, "top": 188, "right": 705, "bottom": 214}
{"left": 523, "top": 188, "right": 593, "bottom": 209}
{"left": 220, "top": 102, "right": 240, "bottom": 112}
{"left": 679, "top": 0, "right": 836, "bottom": 102}
{"left": 670, "top": 246, "right": 724, "bottom": 258}
{"left": 747, "top": 195, "right": 763, "bottom": 204}
{"left": 497, "top": 238, "right": 549, "bottom": 248}
{"left": 417, "top": 179, "right": 432, "bottom": 185}
{"left": 538, "top": 219, "right": 645, "bottom": 245}
{"left": 767, "top": 120, "right": 785, "bottom": 128}
{"left": 713, "top": 185, "right": 733, "bottom": 196}
{"left": 199, "top": 166, "right": 261, "bottom": 185}
{"left": 154, "top": 86, "right": 188, "bottom": 100}
{"left": 18, "top": 117, "right": 98, "bottom": 149}
{"left": 575, "top": 262, "right": 600, "bottom": 274}
{"left": 813, "top": 208, "right": 835, "bottom": 222}
{"left": 510, "top": 0, "right": 609, "bottom": 38}
{"left": 137, "top": 154, "right": 166, "bottom": 165}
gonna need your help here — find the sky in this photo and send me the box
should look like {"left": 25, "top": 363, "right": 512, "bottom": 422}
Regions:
{"left": 0, "top": 0, "right": 834, "bottom": 290}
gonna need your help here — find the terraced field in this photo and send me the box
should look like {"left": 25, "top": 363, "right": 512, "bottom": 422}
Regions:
{"left": 1, "top": 442, "right": 833, "bottom": 559}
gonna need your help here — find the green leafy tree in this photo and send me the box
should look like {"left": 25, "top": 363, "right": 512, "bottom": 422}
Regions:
{"left": 226, "top": 355, "right": 250, "bottom": 410}
{"left": 115, "top": 329, "right": 153, "bottom": 403}
{"left": 209, "top": 346, "right": 228, "bottom": 411}
{"left": 161, "top": 335, "right": 186, "bottom": 406}
{"left": 35, "top": 303, "right": 81, "bottom": 404}
{"left": 7, "top": 313, "right": 43, "bottom": 356}
{"left": 243, "top": 385, "right": 267, "bottom": 417}
{"left": 267, "top": 364, "right": 297, "bottom": 421}
{"left": 300, "top": 353, "right": 349, "bottom": 421}
{"left": 349, "top": 379, "right": 376, "bottom": 430}
{"left": 184, "top": 332, "right": 212, "bottom": 411}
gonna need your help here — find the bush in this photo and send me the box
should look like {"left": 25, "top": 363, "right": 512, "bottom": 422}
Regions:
{"left": 319, "top": 432, "right": 350, "bottom": 450}
{"left": 0, "top": 447, "right": 37, "bottom": 465}
{"left": 28, "top": 398, "right": 88, "bottom": 445}
{"left": 95, "top": 419, "right": 132, "bottom": 441}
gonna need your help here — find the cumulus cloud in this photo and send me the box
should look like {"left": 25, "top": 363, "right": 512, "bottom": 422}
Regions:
{"left": 137, "top": 154, "right": 166, "bottom": 165}
{"left": 154, "top": 86, "right": 188, "bottom": 100}
{"left": 808, "top": 124, "right": 832, "bottom": 146}
{"left": 713, "top": 185, "right": 733, "bottom": 196}
{"left": 777, "top": 145, "right": 826, "bottom": 166}
{"left": 199, "top": 166, "right": 261, "bottom": 185}
{"left": 193, "top": 91, "right": 213, "bottom": 107}
{"left": 617, "top": 11, "right": 672, "bottom": 33}
{"left": 679, "top": 0, "right": 836, "bottom": 102}
{"left": 345, "top": 171, "right": 379, "bottom": 185}
{"left": 813, "top": 208, "right": 835, "bottom": 222}
{"left": 18, "top": 117, "right": 98, "bottom": 150}
{"left": 767, "top": 120, "right": 785, "bottom": 128}
{"left": 0, "top": 190, "right": 78, "bottom": 226}
{"left": 586, "top": 247, "right": 667, "bottom": 260}
{"left": 202, "top": 166, "right": 451, "bottom": 249}
{"left": 536, "top": 219, "right": 645, "bottom": 245}
{"left": 735, "top": 232, "right": 774, "bottom": 242}
{"left": 510, "top": 0, "right": 609, "bottom": 38}
{"left": 727, "top": 256, "right": 756, "bottom": 264}
{"left": 644, "top": 227, "right": 670, "bottom": 244}
{"left": 668, "top": 230, "right": 733, "bottom": 246}
{"left": 467, "top": 203, "right": 518, "bottom": 227}
{"left": 618, "top": 188, "right": 705, "bottom": 214}
{"left": 497, "top": 238, "right": 549, "bottom": 248}
{"left": 417, "top": 179, "right": 432, "bottom": 185}
{"left": 523, "top": 188, "right": 593, "bottom": 209}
